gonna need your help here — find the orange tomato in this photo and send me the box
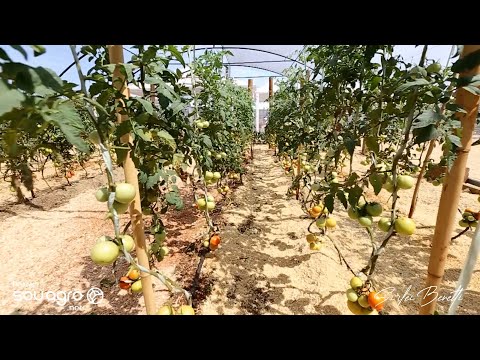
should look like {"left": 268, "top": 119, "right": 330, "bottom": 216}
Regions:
{"left": 209, "top": 243, "right": 219, "bottom": 251}
{"left": 312, "top": 205, "right": 323, "bottom": 213}
{"left": 368, "top": 291, "right": 385, "bottom": 311}
{"left": 127, "top": 269, "right": 140, "bottom": 281}
{"left": 210, "top": 235, "right": 221, "bottom": 246}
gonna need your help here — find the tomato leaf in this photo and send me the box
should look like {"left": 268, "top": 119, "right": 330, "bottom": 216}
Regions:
{"left": 447, "top": 134, "right": 461, "bottom": 147}
{"left": 451, "top": 49, "right": 480, "bottom": 73}
{"left": 347, "top": 186, "right": 363, "bottom": 207}
{"left": 369, "top": 172, "right": 383, "bottom": 195}
{"left": 30, "top": 45, "right": 46, "bottom": 57}
{"left": 366, "top": 136, "right": 379, "bottom": 154}
{"left": 157, "top": 130, "right": 176, "bottom": 150}
{"left": 112, "top": 144, "right": 128, "bottom": 164}
{"left": 168, "top": 45, "right": 185, "bottom": 67}
{"left": 324, "top": 194, "right": 334, "bottom": 214}
{"left": 0, "top": 83, "right": 25, "bottom": 116}
{"left": 413, "top": 124, "right": 440, "bottom": 144}
{"left": 446, "top": 103, "right": 467, "bottom": 114}
{"left": 396, "top": 78, "right": 430, "bottom": 93}
{"left": 336, "top": 191, "right": 348, "bottom": 209}
{"left": 169, "top": 99, "right": 185, "bottom": 114}
{"left": 48, "top": 101, "right": 90, "bottom": 153}
{"left": 0, "top": 48, "right": 12, "bottom": 61}
{"left": 412, "top": 109, "right": 442, "bottom": 129}
{"left": 137, "top": 98, "right": 153, "bottom": 115}
{"left": 462, "top": 85, "right": 480, "bottom": 95}
{"left": 344, "top": 138, "right": 356, "bottom": 157}
{"left": 10, "top": 45, "right": 28, "bottom": 60}
{"left": 202, "top": 135, "right": 212, "bottom": 149}
{"left": 165, "top": 191, "right": 184, "bottom": 210}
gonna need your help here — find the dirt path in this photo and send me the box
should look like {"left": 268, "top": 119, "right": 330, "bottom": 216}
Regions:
{"left": 201, "top": 144, "right": 480, "bottom": 315}
{"left": 200, "top": 145, "right": 354, "bottom": 314}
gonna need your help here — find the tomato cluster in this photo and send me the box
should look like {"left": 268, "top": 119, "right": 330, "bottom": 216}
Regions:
{"left": 346, "top": 276, "right": 384, "bottom": 315}
{"left": 459, "top": 208, "right": 479, "bottom": 228}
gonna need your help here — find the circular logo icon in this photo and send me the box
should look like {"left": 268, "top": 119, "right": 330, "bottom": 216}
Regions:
{"left": 86, "top": 287, "right": 104, "bottom": 305}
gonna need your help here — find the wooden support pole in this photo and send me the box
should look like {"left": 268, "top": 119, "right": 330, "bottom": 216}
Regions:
{"left": 269, "top": 77, "right": 273, "bottom": 100}
{"left": 419, "top": 45, "right": 480, "bottom": 315}
{"left": 108, "top": 45, "right": 156, "bottom": 315}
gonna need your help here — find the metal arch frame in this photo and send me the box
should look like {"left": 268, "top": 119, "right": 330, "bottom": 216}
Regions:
{"left": 226, "top": 64, "right": 284, "bottom": 76}
{"left": 167, "top": 60, "right": 287, "bottom": 77}
{"left": 182, "top": 46, "right": 313, "bottom": 71}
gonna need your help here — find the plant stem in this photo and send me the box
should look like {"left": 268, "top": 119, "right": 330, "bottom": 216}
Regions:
{"left": 363, "top": 45, "right": 429, "bottom": 277}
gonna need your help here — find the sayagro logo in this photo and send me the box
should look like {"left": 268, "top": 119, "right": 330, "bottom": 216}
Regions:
{"left": 86, "top": 287, "right": 104, "bottom": 304}
{"left": 13, "top": 287, "right": 104, "bottom": 311}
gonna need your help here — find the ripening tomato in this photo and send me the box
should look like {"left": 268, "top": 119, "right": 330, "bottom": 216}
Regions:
{"left": 368, "top": 291, "right": 385, "bottom": 311}
{"left": 210, "top": 235, "right": 221, "bottom": 246}
{"left": 119, "top": 276, "right": 132, "bottom": 290}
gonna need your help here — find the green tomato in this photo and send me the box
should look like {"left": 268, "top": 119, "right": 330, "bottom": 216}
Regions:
{"left": 155, "top": 231, "right": 166, "bottom": 243}
{"left": 378, "top": 217, "right": 392, "bottom": 232}
{"left": 394, "top": 217, "right": 416, "bottom": 235}
{"left": 114, "top": 183, "right": 136, "bottom": 204}
{"left": 196, "top": 198, "right": 207, "bottom": 210}
{"left": 119, "top": 235, "right": 135, "bottom": 252}
{"left": 348, "top": 207, "right": 360, "bottom": 220}
{"left": 350, "top": 277, "right": 363, "bottom": 290}
{"left": 346, "top": 288, "right": 358, "bottom": 302}
{"left": 316, "top": 217, "right": 326, "bottom": 228}
{"left": 459, "top": 220, "right": 469, "bottom": 228}
{"left": 397, "top": 175, "right": 414, "bottom": 190}
{"left": 204, "top": 171, "right": 214, "bottom": 180}
{"left": 95, "top": 187, "right": 109, "bottom": 202}
{"left": 366, "top": 202, "right": 383, "bottom": 217}
{"left": 91, "top": 241, "right": 119, "bottom": 266}
{"left": 113, "top": 201, "right": 130, "bottom": 214}
{"left": 358, "top": 216, "right": 373, "bottom": 227}
{"left": 426, "top": 62, "right": 442, "bottom": 73}
{"left": 131, "top": 280, "right": 143, "bottom": 293}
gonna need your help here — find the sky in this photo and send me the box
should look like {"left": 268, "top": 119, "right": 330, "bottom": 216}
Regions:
{"left": 1, "top": 45, "right": 455, "bottom": 94}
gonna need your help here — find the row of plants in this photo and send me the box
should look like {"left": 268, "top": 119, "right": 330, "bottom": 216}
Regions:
{"left": 0, "top": 45, "right": 254, "bottom": 314}
{"left": 265, "top": 45, "right": 480, "bottom": 315}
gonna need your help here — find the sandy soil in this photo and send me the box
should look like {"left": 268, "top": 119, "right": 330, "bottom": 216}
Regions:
{"left": 200, "top": 144, "right": 480, "bottom": 315}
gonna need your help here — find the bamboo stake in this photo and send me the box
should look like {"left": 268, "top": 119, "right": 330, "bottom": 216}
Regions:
{"left": 108, "top": 45, "right": 156, "bottom": 315}
{"left": 269, "top": 77, "right": 273, "bottom": 100}
{"left": 409, "top": 139, "right": 436, "bottom": 218}
{"left": 419, "top": 45, "right": 480, "bottom": 315}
